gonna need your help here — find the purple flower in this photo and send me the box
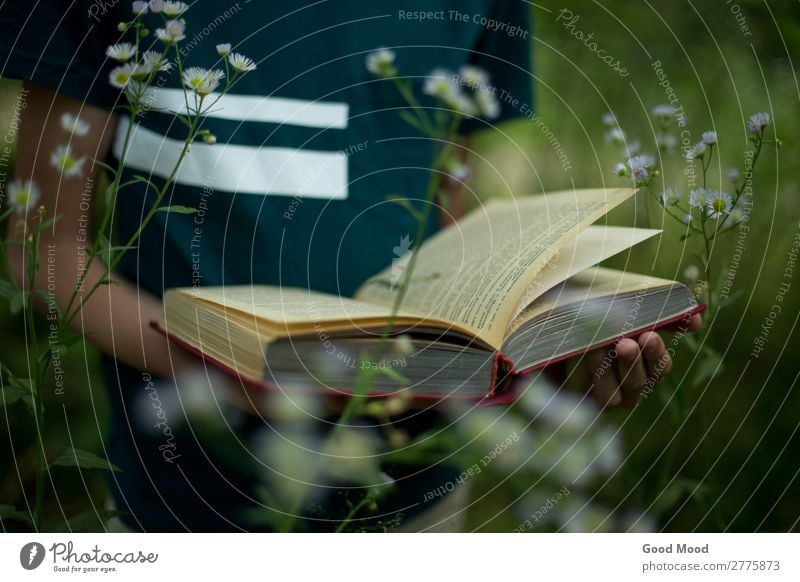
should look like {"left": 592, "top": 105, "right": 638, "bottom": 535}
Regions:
{"left": 747, "top": 112, "right": 770, "bottom": 133}
{"left": 602, "top": 112, "right": 617, "bottom": 127}
{"left": 652, "top": 104, "right": 674, "bottom": 119}
{"left": 701, "top": 131, "right": 717, "bottom": 145}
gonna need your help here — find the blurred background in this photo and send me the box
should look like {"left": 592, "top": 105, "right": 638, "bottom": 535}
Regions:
{"left": 1, "top": 0, "right": 798, "bottom": 531}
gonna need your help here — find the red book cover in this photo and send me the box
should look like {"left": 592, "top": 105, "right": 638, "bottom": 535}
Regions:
{"left": 151, "top": 302, "right": 704, "bottom": 407}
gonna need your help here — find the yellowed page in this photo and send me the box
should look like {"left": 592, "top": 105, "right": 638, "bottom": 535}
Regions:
{"left": 509, "top": 225, "right": 660, "bottom": 326}
{"left": 355, "top": 188, "right": 636, "bottom": 348}
{"left": 167, "top": 285, "right": 479, "bottom": 339}
{"left": 507, "top": 266, "right": 677, "bottom": 334}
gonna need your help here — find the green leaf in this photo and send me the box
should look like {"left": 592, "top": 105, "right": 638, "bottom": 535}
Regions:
{"left": 59, "top": 332, "right": 86, "bottom": 349}
{"left": 8, "top": 289, "right": 29, "bottom": 315}
{"left": 0, "top": 384, "right": 28, "bottom": 408}
{"left": 692, "top": 347, "right": 723, "bottom": 387}
{"left": 717, "top": 288, "right": 745, "bottom": 310}
{"left": 36, "top": 213, "right": 62, "bottom": 232}
{"left": 652, "top": 477, "right": 695, "bottom": 514}
{"left": 156, "top": 205, "right": 197, "bottom": 214}
{"left": 95, "top": 234, "right": 136, "bottom": 266}
{"left": 0, "top": 505, "right": 33, "bottom": 525}
{"left": 0, "top": 280, "right": 17, "bottom": 300}
{"left": 55, "top": 509, "right": 126, "bottom": 532}
{"left": 35, "top": 289, "right": 61, "bottom": 318}
{"left": 385, "top": 194, "right": 421, "bottom": 220}
{"left": 50, "top": 447, "right": 122, "bottom": 472}
{"left": 92, "top": 158, "right": 119, "bottom": 177}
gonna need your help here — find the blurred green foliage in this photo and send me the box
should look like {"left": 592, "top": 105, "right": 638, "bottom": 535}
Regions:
{"left": 467, "top": 0, "right": 800, "bottom": 531}
{"left": 1, "top": 0, "right": 798, "bottom": 531}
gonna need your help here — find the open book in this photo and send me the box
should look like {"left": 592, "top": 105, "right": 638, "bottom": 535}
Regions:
{"left": 158, "top": 188, "right": 702, "bottom": 402}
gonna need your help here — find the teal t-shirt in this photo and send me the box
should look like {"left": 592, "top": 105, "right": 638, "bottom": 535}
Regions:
{"left": 1, "top": 0, "right": 532, "bottom": 531}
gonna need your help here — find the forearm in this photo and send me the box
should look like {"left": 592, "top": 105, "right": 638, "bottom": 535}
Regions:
{"left": 6, "top": 240, "right": 194, "bottom": 378}
{"left": 5, "top": 83, "right": 195, "bottom": 379}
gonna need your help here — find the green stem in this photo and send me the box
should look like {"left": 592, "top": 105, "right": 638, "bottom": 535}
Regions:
{"left": 282, "top": 115, "right": 463, "bottom": 532}
{"left": 24, "top": 215, "right": 45, "bottom": 531}
{"left": 334, "top": 492, "right": 376, "bottom": 533}
{"left": 61, "top": 105, "right": 138, "bottom": 325}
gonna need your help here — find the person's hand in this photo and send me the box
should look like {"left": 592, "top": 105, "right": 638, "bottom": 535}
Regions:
{"left": 585, "top": 314, "right": 702, "bottom": 409}
{"left": 547, "top": 314, "right": 702, "bottom": 410}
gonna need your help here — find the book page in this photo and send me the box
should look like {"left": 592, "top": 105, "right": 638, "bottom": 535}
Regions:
{"left": 170, "top": 285, "right": 475, "bottom": 338}
{"left": 354, "top": 188, "right": 636, "bottom": 348}
{"left": 507, "top": 266, "right": 677, "bottom": 334}
{"left": 508, "top": 225, "right": 661, "bottom": 325}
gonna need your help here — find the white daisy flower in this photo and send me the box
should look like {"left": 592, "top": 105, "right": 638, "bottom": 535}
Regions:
{"left": 681, "top": 213, "right": 693, "bottom": 224}
{"left": 689, "top": 188, "right": 710, "bottom": 209}
{"left": 521, "top": 382, "right": 595, "bottom": 434}
{"left": 141, "top": 50, "right": 172, "bottom": 73}
{"left": 227, "top": 52, "right": 257, "bottom": 73}
{"left": 612, "top": 162, "right": 627, "bottom": 177}
{"left": 50, "top": 145, "right": 86, "bottom": 178}
{"left": 132, "top": 1, "right": 149, "bottom": 15}
{"left": 156, "top": 19, "right": 185, "bottom": 45}
{"left": 445, "top": 161, "right": 471, "bottom": 183}
{"left": 659, "top": 187, "right": 680, "bottom": 207}
{"left": 162, "top": 0, "right": 188, "bottom": 16}
{"left": 604, "top": 126, "right": 625, "bottom": 145}
{"left": 627, "top": 155, "right": 655, "bottom": 182}
{"left": 422, "top": 68, "right": 459, "bottom": 101}
{"left": 702, "top": 130, "right": 717, "bottom": 145}
{"left": 706, "top": 190, "right": 733, "bottom": 219}
{"left": 216, "top": 43, "right": 231, "bottom": 57}
{"left": 7, "top": 179, "right": 41, "bottom": 214}
{"left": 652, "top": 104, "right": 674, "bottom": 119}
{"left": 448, "top": 92, "right": 477, "bottom": 117}
{"left": 182, "top": 67, "right": 224, "bottom": 96}
{"left": 724, "top": 206, "right": 745, "bottom": 227}
{"left": 149, "top": 0, "right": 165, "bottom": 12}
{"left": 474, "top": 87, "right": 500, "bottom": 120}
{"left": 601, "top": 111, "right": 617, "bottom": 126}
{"left": 321, "top": 427, "right": 382, "bottom": 486}
{"left": 684, "top": 141, "right": 706, "bottom": 160}
{"left": 726, "top": 167, "right": 741, "bottom": 182}
{"left": 656, "top": 133, "right": 677, "bottom": 151}
{"left": 627, "top": 154, "right": 655, "bottom": 171}
{"left": 683, "top": 264, "right": 701, "bottom": 282}
{"left": 623, "top": 139, "right": 641, "bottom": 157}
{"left": 106, "top": 42, "right": 136, "bottom": 62}
{"left": 108, "top": 63, "right": 134, "bottom": 89}
{"left": 60, "top": 113, "right": 90, "bottom": 137}
{"left": 458, "top": 64, "right": 489, "bottom": 89}
{"left": 747, "top": 112, "right": 770, "bottom": 133}
{"left": 394, "top": 334, "right": 415, "bottom": 357}
{"left": 365, "top": 48, "right": 397, "bottom": 78}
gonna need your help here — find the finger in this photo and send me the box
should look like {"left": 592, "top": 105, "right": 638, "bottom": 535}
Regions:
{"left": 586, "top": 346, "right": 622, "bottom": 409}
{"left": 616, "top": 338, "right": 648, "bottom": 409}
{"left": 663, "top": 313, "right": 702, "bottom": 333}
{"left": 639, "top": 331, "right": 672, "bottom": 383}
